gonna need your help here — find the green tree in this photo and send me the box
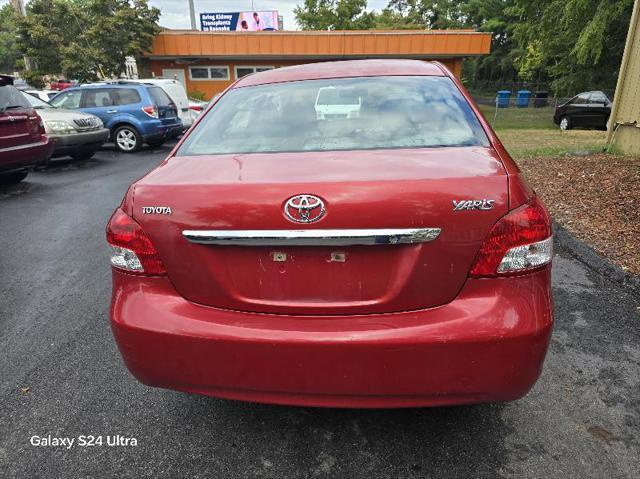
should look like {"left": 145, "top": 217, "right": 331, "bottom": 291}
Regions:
{"left": 294, "top": 0, "right": 633, "bottom": 94}
{"left": 0, "top": 4, "right": 20, "bottom": 73}
{"left": 460, "top": 0, "right": 522, "bottom": 86}
{"left": 17, "top": 0, "right": 160, "bottom": 82}
{"left": 512, "top": 0, "right": 634, "bottom": 95}
{"left": 377, "top": 0, "right": 521, "bottom": 84}
{"left": 380, "top": 0, "right": 466, "bottom": 29}
{"left": 294, "top": 0, "right": 377, "bottom": 30}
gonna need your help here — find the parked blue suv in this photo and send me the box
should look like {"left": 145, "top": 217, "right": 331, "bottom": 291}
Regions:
{"left": 50, "top": 82, "right": 182, "bottom": 153}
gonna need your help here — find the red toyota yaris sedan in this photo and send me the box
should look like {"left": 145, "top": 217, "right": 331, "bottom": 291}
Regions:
{"left": 108, "top": 60, "right": 553, "bottom": 408}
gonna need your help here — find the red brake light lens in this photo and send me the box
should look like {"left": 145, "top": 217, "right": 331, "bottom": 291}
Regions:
{"left": 142, "top": 105, "right": 158, "bottom": 118}
{"left": 189, "top": 105, "right": 203, "bottom": 111}
{"left": 470, "top": 197, "right": 552, "bottom": 277}
{"left": 106, "top": 208, "right": 165, "bottom": 275}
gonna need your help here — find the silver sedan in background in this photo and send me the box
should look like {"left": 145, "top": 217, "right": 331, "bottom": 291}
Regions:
{"left": 22, "top": 92, "right": 109, "bottom": 162}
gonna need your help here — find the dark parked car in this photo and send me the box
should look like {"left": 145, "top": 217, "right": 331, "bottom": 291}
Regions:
{"left": 0, "top": 75, "right": 54, "bottom": 183}
{"left": 553, "top": 91, "right": 611, "bottom": 130}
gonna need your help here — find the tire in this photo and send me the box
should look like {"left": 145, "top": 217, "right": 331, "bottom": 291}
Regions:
{"left": 113, "top": 125, "right": 142, "bottom": 153}
{"left": 146, "top": 139, "right": 165, "bottom": 148}
{"left": 0, "top": 169, "right": 29, "bottom": 184}
{"left": 559, "top": 116, "right": 571, "bottom": 131}
{"left": 70, "top": 150, "right": 96, "bottom": 161}
{"left": 34, "top": 154, "right": 52, "bottom": 171}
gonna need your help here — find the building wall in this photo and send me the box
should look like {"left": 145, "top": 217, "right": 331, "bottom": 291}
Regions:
{"left": 149, "top": 58, "right": 463, "bottom": 99}
{"left": 607, "top": 0, "right": 640, "bottom": 153}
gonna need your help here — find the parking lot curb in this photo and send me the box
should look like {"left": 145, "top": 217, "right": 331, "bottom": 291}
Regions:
{"left": 553, "top": 220, "right": 640, "bottom": 295}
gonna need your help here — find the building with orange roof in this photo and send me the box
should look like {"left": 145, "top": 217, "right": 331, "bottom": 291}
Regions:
{"left": 143, "top": 29, "right": 492, "bottom": 99}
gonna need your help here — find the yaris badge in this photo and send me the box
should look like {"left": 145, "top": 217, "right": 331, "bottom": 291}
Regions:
{"left": 284, "top": 194, "right": 325, "bottom": 223}
{"left": 453, "top": 199, "right": 495, "bottom": 211}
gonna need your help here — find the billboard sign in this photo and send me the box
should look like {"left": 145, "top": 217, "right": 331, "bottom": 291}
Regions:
{"left": 200, "top": 11, "right": 279, "bottom": 32}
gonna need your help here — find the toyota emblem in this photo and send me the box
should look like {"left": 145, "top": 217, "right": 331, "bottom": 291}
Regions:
{"left": 284, "top": 194, "right": 325, "bottom": 224}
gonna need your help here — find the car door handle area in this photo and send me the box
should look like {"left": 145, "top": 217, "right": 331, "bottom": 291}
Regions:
{"left": 106, "top": 110, "right": 118, "bottom": 114}
{"left": 182, "top": 228, "right": 442, "bottom": 246}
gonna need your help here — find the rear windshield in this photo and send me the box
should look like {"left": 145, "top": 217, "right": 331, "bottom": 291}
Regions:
{"left": 0, "top": 85, "right": 31, "bottom": 111}
{"left": 177, "top": 76, "right": 488, "bottom": 156}
{"left": 148, "top": 86, "right": 173, "bottom": 106}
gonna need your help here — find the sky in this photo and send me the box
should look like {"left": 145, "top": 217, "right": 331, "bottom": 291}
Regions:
{"left": 1, "top": 0, "right": 391, "bottom": 30}
{"left": 149, "top": 0, "right": 390, "bottom": 30}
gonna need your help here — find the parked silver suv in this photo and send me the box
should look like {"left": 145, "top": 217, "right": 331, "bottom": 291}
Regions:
{"left": 22, "top": 92, "right": 109, "bottom": 161}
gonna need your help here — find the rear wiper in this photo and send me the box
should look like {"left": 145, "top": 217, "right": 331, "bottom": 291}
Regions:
{"left": 0, "top": 105, "right": 24, "bottom": 113}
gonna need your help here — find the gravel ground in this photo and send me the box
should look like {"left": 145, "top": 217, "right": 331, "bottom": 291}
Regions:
{"left": 518, "top": 153, "right": 640, "bottom": 276}
{"left": 0, "top": 146, "right": 639, "bottom": 478}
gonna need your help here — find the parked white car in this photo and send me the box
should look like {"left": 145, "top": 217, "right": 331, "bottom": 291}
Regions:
{"left": 126, "top": 78, "right": 192, "bottom": 129}
{"left": 188, "top": 98, "right": 208, "bottom": 124}
{"left": 314, "top": 86, "right": 362, "bottom": 120}
{"left": 25, "top": 89, "right": 59, "bottom": 102}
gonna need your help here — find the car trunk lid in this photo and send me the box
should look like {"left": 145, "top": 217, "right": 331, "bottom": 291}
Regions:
{"left": 133, "top": 147, "right": 508, "bottom": 315}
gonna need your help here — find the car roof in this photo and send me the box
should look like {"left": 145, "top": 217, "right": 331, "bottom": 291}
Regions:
{"left": 128, "top": 78, "right": 179, "bottom": 85}
{"left": 70, "top": 82, "right": 152, "bottom": 90}
{"left": 234, "top": 59, "right": 446, "bottom": 89}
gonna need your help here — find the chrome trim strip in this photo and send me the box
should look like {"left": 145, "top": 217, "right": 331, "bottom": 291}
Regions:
{"left": 182, "top": 228, "right": 441, "bottom": 246}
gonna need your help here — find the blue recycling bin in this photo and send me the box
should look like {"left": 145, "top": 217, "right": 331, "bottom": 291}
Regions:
{"left": 516, "top": 90, "right": 532, "bottom": 108}
{"left": 496, "top": 90, "right": 511, "bottom": 108}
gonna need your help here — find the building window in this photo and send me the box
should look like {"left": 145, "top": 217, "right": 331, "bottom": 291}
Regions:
{"left": 236, "top": 67, "right": 255, "bottom": 79}
{"left": 234, "top": 66, "right": 275, "bottom": 79}
{"left": 189, "top": 66, "right": 230, "bottom": 81}
{"left": 190, "top": 68, "right": 209, "bottom": 79}
{"left": 209, "top": 67, "right": 229, "bottom": 79}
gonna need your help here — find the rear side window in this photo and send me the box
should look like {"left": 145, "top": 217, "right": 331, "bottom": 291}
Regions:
{"left": 148, "top": 87, "right": 173, "bottom": 106}
{"left": 0, "top": 85, "right": 31, "bottom": 110}
{"left": 115, "top": 88, "right": 142, "bottom": 105}
{"left": 177, "top": 76, "right": 489, "bottom": 156}
{"left": 572, "top": 93, "right": 591, "bottom": 105}
{"left": 83, "top": 89, "right": 115, "bottom": 108}
{"left": 590, "top": 92, "right": 609, "bottom": 104}
{"left": 50, "top": 90, "right": 82, "bottom": 109}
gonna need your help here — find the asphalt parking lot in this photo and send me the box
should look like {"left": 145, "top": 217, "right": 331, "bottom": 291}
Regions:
{"left": 0, "top": 145, "right": 639, "bottom": 478}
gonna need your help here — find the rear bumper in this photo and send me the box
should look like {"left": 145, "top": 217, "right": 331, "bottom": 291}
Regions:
{"left": 0, "top": 136, "right": 54, "bottom": 172}
{"left": 110, "top": 267, "right": 553, "bottom": 408}
{"left": 141, "top": 120, "right": 183, "bottom": 142}
{"left": 179, "top": 112, "right": 193, "bottom": 129}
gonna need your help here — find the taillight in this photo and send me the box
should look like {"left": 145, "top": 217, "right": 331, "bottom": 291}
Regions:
{"left": 106, "top": 208, "right": 165, "bottom": 275}
{"left": 189, "top": 105, "right": 203, "bottom": 112}
{"left": 142, "top": 105, "right": 158, "bottom": 118}
{"left": 469, "top": 197, "right": 552, "bottom": 277}
{"left": 30, "top": 114, "right": 46, "bottom": 136}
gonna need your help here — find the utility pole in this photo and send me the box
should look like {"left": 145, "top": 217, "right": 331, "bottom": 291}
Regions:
{"left": 10, "top": 0, "right": 26, "bottom": 15}
{"left": 189, "top": 0, "right": 196, "bottom": 30}
{"left": 10, "top": 0, "right": 32, "bottom": 72}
